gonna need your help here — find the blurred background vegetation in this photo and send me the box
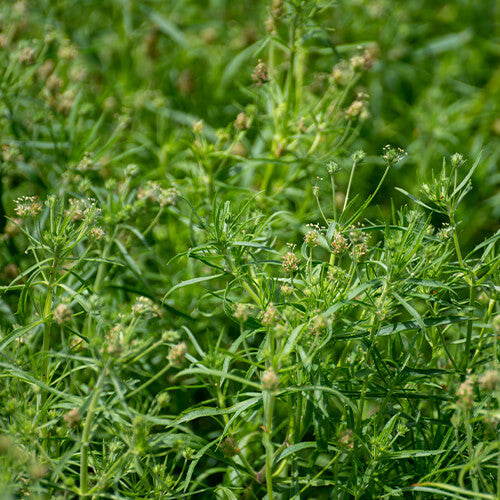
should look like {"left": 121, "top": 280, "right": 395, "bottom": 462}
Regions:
{"left": 1, "top": 0, "right": 498, "bottom": 243}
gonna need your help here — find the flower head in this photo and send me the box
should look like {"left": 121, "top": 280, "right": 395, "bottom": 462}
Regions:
{"left": 252, "top": 59, "right": 269, "bottom": 87}
{"left": 14, "top": 196, "right": 42, "bottom": 217}
{"left": 282, "top": 251, "right": 299, "bottom": 272}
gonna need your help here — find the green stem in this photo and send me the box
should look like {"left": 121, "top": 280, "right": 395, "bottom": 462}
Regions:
{"left": 127, "top": 361, "right": 172, "bottom": 399}
{"left": 263, "top": 391, "right": 275, "bottom": 500}
{"left": 42, "top": 259, "right": 58, "bottom": 384}
{"left": 94, "top": 227, "right": 118, "bottom": 294}
{"left": 343, "top": 160, "right": 357, "bottom": 212}
{"left": 470, "top": 298, "right": 495, "bottom": 367}
{"left": 331, "top": 173, "right": 337, "bottom": 221}
{"left": 224, "top": 252, "right": 262, "bottom": 308}
{"left": 463, "top": 283, "right": 476, "bottom": 373}
{"left": 449, "top": 212, "right": 465, "bottom": 271}
{"left": 80, "top": 370, "right": 106, "bottom": 496}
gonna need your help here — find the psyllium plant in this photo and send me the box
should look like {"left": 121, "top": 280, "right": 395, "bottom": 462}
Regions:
{"left": 0, "top": 1, "right": 499, "bottom": 499}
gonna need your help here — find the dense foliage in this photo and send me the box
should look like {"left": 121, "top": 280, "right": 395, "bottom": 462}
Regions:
{"left": 0, "top": 1, "right": 498, "bottom": 498}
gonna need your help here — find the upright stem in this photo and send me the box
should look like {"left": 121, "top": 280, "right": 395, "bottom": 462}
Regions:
{"left": 42, "top": 258, "right": 58, "bottom": 384}
{"left": 94, "top": 227, "right": 117, "bottom": 294}
{"left": 81, "top": 369, "right": 106, "bottom": 496}
{"left": 331, "top": 173, "right": 337, "bottom": 221}
{"left": 463, "top": 283, "right": 476, "bottom": 373}
{"left": 263, "top": 391, "right": 275, "bottom": 499}
{"left": 343, "top": 160, "right": 358, "bottom": 212}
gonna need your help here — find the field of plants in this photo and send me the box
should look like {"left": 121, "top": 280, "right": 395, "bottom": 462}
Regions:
{"left": 0, "top": 0, "right": 499, "bottom": 498}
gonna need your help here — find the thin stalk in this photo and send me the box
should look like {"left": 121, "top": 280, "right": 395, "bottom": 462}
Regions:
{"left": 463, "top": 284, "right": 476, "bottom": 373}
{"left": 143, "top": 206, "right": 164, "bottom": 237}
{"left": 464, "top": 409, "right": 479, "bottom": 493}
{"left": 470, "top": 298, "right": 495, "bottom": 367}
{"left": 94, "top": 226, "right": 118, "bottom": 294}
{"left": 80, "top": 369, "right": 106, "bottom": 496}
{"left": 127, "top": 361, "right": 172, "bottom": 399}
{"left": 42, "top": 257, "right": 58, "bottom": 386}
{"left": 343, "top": 159, "right": 357, "bottom": 212}
{"left": 263, "top": 391, "right": 275, "bottom": 500}
{"left": 331, "top": 172, "right": 337, "bottom": 221}
{"left": 224, "top": 251, "right": 262, "bottom": 308}
{"left": 449, "top": 212, "right": 465, "bottom": 271}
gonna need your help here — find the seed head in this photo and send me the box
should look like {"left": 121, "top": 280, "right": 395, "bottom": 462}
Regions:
{"left": 54, "top": 304, "right": 72, "bottom": 325}
{"left": 304, "top": 230, "right": 319, "bottom": 248}
{"left": 330, "top": 231, "right": 348, "bottom": 254}
{"left": 58, "top": 40, "right": 78, "bottom": 61}
{"left": 192, "top": 120, "right": 204, "bottom": 134}
{"left": 168, "top": 341, "right": 188, "bottom": 365}
{"left": 339, "top": 429, "right": 354, "bottom": 448}
{"left": 14, "top": 196, "right": 42, "bottom": 217}
{"left": 137, "top": 181, "right": 179, "bottom": 207}
{"left": 234, "top": 303, "right": 252, "bottom": 323}
{"left": 56, "top": 88, "right": 76, "bottom": 115}
{"left": 132, "top": 296, "right": 161, "bottom": 318}
{"left": 64, "top": 408, "right": 81, "bottom": 428}
{"left": 346, "top": 100, "right": 368, "bottom": 120}
{"left": 220, "top": 436, "right": 239, "bottom": 457}
{"left": 234, "top": 112, "right": 250, "bottom": 131}
{"left": 382, "top": 145, "right": 407, "bottom": 166}
{"left": 282, "top": 251, "right": 299, "bottom": 272}
{"left": 261, "top": 367, "right": 279, "bottom": 391}
{"left": 262, "top": 303, "right": 279, "bottom": 326}
{"left": 252, "top": 59, "right": 269, "bottom": 87}
{"left": 89, "top": 227, "right": 105, "bottom": 241}
{"left": 18, "top": 46, "right": 36, "bottom": 65}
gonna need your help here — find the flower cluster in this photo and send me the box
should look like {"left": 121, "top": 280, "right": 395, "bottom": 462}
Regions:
{"left": 65, "top": 198, "right": 102, "bottom": 223}
{"left": 261, "top": 367, "right": 279, "bottom": 391}
{"left": 76, "top": 152, "right": 96, "bottom": 172}
{"left": 89, "top": 227, "right": 105, "bottom": 241}
{"left": 132, "top": 296, "right": 161, "bottom": 318}
{"left": 14, "top": 196, "right": 43, "bottom": 217}
{"left": 234, "top": 303, "right": 252, "bottom": 322}
{"left": 251, "top": 59, "right": 269, "bottom": 87}
{"left": 350, "top": 47, "right": 377, "bottom": 71}
{"left": 330, "top": 230, "right": 348, "bottom": 254}
{"left": 304, "top": 230, "right": 319, "bottom": 248}
{"left": 53, "top": 303, "right": 72, "bottom": 325}
{"left": 64, "top": 408, "right": 81, "bottom": 429}
{"left": 262, "top": 303, "right": 279, "bottom": 326}
{"left": 168, "top": 341, "right": 188, "bottom": 365}
{"left": 350, "top": 228, "right": 369, "bottom": 260}
{"left": 137, "top": 181, "right": 180, "bottom": 207}
{"left": 382, "top": 145, "right": 407, "bottom": 166}
{"left": 282, "top": 251, "right": 299, "bottom": 272}
{"left": 346, "top": 92, "right": 370, "bottom": 120}
{"left": 234, "top": 112, "right": 250, "bottom": 131}
{"left": 456, "top": 379, "right": 474, "bottom": 409}
{"left": 106, "top": 323, "right": 125, "bottom": 356}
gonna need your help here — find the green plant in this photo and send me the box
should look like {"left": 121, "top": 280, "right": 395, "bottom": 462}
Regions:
{"left": 0, "top": 1, "right": 498, "bottom": 498}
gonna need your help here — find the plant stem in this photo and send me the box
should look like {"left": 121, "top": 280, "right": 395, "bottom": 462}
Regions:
{"left": 263, "top": 391, "right": 275, "bottom": 499}
{"left": 343, "top": 159, "right": 357, "bottom": 212}
{"left": 464, "top": 283, "right": 476, "bottom": 373}
{"left": 80, "top": 369, "right": 106, "bottom": 496}
{"left": 94, "top": 227, "right": 118, "bottom": 294}
{"left": 127, "top": 362, "right": 172, "bottom": 399}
